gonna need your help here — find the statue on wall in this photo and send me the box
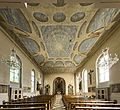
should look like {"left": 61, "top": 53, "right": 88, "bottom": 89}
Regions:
{"left": 68, "top": 84, "right": 73, "bottom": 95}
{"left": 45, "top": 84, "right": 50, "bottom": 95}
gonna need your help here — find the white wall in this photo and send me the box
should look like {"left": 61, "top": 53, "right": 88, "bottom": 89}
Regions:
{"left": 0, "top": 28, "right": 43, "bottom": 103}
{"left": 76, "top": 24, "right": 120, "bottom": 101}
{"left": 44, "top": 72, "right": 75, "bottom": 95}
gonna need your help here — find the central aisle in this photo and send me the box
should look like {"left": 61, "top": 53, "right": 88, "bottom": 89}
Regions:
{"left": 51, "top": 94, "right": 66, "bottom": 110}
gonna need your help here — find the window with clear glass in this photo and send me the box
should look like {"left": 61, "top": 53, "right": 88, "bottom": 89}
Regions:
{"left": 10, "top": 55, "right": 21, "bottom": 83}
{"left": 31, "top": 70, "right": 35, "bottom": 92}
{"left": 82, "top": 69, "right": 88, "bottom": 93}
{"left": 97, "top": 53, "right": 109, "bottom": 83}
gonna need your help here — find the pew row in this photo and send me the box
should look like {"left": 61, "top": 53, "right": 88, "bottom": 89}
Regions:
{"left": 2, "top": 95, "right": 54, "bottom": 110}
{"left": 75, "top": 106, "right": 120, "bottom": 110}
{"left": 62, "top": 95, "right": 117, "bottom": 110}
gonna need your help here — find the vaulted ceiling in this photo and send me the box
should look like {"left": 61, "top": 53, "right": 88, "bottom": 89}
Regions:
{"left": 0, "top": 0, "right": 120, "bottom": 73}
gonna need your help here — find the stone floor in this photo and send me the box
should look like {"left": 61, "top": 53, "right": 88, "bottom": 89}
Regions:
{"left": 51, "top": 94, "right": 66, "bottom": 110}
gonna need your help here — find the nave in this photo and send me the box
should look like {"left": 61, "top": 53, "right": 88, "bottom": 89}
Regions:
{"left": 0, "top": 0, "right": 120, "bottom": 110}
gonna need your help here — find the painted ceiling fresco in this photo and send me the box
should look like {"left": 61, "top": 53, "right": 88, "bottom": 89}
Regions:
{"left": 0, "top": 0, "right": 120, "bottom": 72}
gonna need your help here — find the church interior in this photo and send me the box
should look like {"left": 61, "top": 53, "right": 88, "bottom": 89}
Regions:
{"left": 0, "top": 0, "right": 120, "bottom": 109}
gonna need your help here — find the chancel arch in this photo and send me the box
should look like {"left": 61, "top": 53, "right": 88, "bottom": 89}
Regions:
{"left": 53, "top": 77, "right": 66, "bottom": 95}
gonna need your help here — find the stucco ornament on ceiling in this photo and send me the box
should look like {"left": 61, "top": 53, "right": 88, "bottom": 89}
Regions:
{"left": 32, "top": 21, "right": 41, "bottom": 38}
{"left": 0, "top": 2, "right": 120, "bottom": 70}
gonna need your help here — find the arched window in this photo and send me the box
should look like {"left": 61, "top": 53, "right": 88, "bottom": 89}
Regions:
{"left": 10, "top": 55, "right": 21, "bottom": 84}
{"left": 76, "top": 72, "right": 82, "bottom": 94}
{"left": 82, "top": 69, "right": 88, "bottom": 93}
{"left": 31, "top": 69, "right": 35, "bottom": 92}
{"left": 96, "top": 50, "right": 109, "bottom": 83}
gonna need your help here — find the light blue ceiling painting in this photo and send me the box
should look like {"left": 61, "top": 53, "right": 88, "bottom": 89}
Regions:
{"left": 34, "top": 55, "right": 45, "bottom": 65}
{"left": 41, "top": 25, "right": 77, "bottom": 57}
{"left": 33, "top": 12, "right": 48, "bottom": 22}
{"left": 18, "top": 35, "right": 40, "bottom": 54}
{"left": 87, "top": 8, "right": 120, "bottom": 33}
{"left": 53, "top": 12, "right": 66, "bottom": 22}
{"left": 0, "top": 8, "right": 31, "bottom": 33}
{"left": 28, "top": 3, "right": 39, "bottom": 6}
{"left": 53, "top": 0, "right": 66, "bottom": 7}
{"left": 73, "top": 54, "right": 85, "bottom": 65}
{"left": 1, "top": 3, "right": 119, "bottom": 69}
{"left": 78, "top": 37, "right": 98, "bottom": 53}
{"left": 70, "top": 12, "right": 85, "bottom": 22}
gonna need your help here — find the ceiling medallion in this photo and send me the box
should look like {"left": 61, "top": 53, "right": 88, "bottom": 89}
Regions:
{"left": 71, "top": 12, "right": 85, "bottom": 22}
{"left": 27, "top": 3, "right": 39, "bottom": 6}
{"left": 53, "top": 12, "right": 66, "bottom": 22}
{"left": 33, "top": 12, "right": 48, "bottom": 22}
{"left": 53, "top": 0, "right": 66, "bottom": 7}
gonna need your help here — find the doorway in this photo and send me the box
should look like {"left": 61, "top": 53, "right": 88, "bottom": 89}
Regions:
{"left": 53, "top": 77, "right": 66, "bottom": 95}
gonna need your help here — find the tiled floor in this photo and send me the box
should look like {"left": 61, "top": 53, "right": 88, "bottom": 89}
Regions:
{"left": 51, "top": 94, "right": 65, "bottom": 110}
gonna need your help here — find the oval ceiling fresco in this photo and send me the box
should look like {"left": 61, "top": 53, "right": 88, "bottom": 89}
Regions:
{"left": 78, "top": 21, "right": 87, "bottom": 38}
{"left": 78, "top": 37, "right": 98, "bottom": 53}
{"left": 18, "top": 36, "right": 40, "bottom": 54}
{"left": 53, "top": 0, "right": 66, "bottom": 7}
{"left": 73, "top": 54, "right": 85, "bottom": 64}
{"left": 70, "top": 12, "right": 85, "bottom": 22}
{"left": 34, "top": 55, "right": 45, "bottom": 65}
{"left": 53, "top": 12, "right": 66, "bottom": 22}
{"left": 87, "top": 8, "right": 120, "bottom": 33}
{"left": 32, "top": 21, "right": 41, "bottom": 38}
{"left": 0, "top": 8, "right": 31, "bottom": 33}
{"left": 33, "top": 12, "right": 48, "bottom": 22}
{"left": 28, "top": 3, "right": 39, "bottom": 6}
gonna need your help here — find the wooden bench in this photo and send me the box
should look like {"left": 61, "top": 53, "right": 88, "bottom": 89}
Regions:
{"left": 0, "top": 106, "right": 46, "bottom": 110}
{"left": 3, "top": 95, "right": 54, "bottom": 110}
{"left": 62, "top": 95, "right": 117, "bottom": 110}
{"left": 0, "top": 103, "right": 48, "bottom": 109}
{"left": 75, "top": 106, "right": 120, "bottom": 110}
{"left": 71, "top": 103, "right": 120, "bottom": 109}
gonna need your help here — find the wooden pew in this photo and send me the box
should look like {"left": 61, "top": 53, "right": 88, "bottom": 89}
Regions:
{"left": 62, "top": 95, "right": 117, "bottom": 110}
{"left": 0, "top": 106, "right": 46, "bottom": 110}
{"left": 75, "top": 106, "right": 120, "bottom": 110}
{"left": 0, "top": 103, "right": 48, "bottom": 110}
{"left": 3, "top": 95, "right": 54, "bottom": 110}
{"left": 71, "top": 103, "right": 120, "bottom": 109}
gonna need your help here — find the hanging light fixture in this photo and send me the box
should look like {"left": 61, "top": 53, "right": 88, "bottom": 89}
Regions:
{"left": 0, "top": 48, "right": 20, "bottom": 69}
{"left": 98, "top": 47, "right": 119, "bottom": 68}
